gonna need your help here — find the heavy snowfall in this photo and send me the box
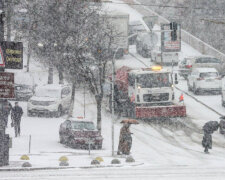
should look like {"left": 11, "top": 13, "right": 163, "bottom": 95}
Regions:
{"left": 1, "top": 0, "right": 225, "bottom": 179}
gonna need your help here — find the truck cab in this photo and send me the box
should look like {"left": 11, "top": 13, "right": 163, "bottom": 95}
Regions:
{"left": 127, "top": 66, "right": 174, "bottom": 105}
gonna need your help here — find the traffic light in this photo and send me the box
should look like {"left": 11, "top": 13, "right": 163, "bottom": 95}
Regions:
{"left": 170, "top": 22, "right": 177, "bottom": 41}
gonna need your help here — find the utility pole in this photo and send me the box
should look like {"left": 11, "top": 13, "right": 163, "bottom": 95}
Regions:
{"left": 6, "top": 0, "right": 12, "bottom": 41}
{"left": 0, "top": 0, "right": 4, "bottom": 72}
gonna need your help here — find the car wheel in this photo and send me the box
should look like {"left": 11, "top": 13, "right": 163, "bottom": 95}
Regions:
{"left": 187, "top": 81, "right": 191, "bottom": 91}
{"left": 59, "top": 135, "right": 65, "bottom": 144}
{"left": 193, "top": 84, "right": 199, "bottom": 95}
{"left": 97, "top": 144, "right": 102, "bottom": 150}
{"left": 222, "top": 100, "right": 225, "bottom": 107}
{"left": 55, "top": 105, "right": 63, "bottom": 118}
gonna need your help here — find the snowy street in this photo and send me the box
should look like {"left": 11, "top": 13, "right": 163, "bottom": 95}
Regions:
{"left": 2, "top": 165, "right": 225, "bottom": 180}
{"left": 1, "top": 0, "right": 225, "bottom": 179}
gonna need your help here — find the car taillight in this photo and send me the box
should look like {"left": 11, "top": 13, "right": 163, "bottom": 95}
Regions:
{"left": 216, "top": 77, "right": 221, "bottom": 80}
{"left": 197, "top": 78, "right": 204, "bottom": 81}
{"left": 157, "top": 54, "right": 161, "bottom": 56}
{"left": 185, "top": 65, "right": 192, "bottom": 68}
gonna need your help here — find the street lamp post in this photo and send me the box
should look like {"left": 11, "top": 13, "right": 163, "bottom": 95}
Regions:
{"left": 111, "top": 47, "right": 120, "bottom": 156}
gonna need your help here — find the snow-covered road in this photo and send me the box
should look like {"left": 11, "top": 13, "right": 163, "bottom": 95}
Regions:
{"left": 2, "top": 165, "right": 225, "bottom": 180}
{"left": 2, "top": 0, "right": 225, "bottom": 179}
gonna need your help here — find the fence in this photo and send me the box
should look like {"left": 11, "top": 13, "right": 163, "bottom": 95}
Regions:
{"left": 138, "top": 0, "right": 225, "bottom": 61}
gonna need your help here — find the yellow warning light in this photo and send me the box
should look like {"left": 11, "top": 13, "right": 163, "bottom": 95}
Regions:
{"left": 151, "top": 66, "right": 162, "bottom": 71}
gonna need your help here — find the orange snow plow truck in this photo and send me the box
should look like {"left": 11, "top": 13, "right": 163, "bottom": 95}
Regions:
{"left": 107, "top": 66, "right": 186, "bottom": 119}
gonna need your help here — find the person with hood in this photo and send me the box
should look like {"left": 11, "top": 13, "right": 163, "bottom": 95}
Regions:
{"left": 202, "top": 121, "right": 219, "bottom": 153}
{"left": 117, "top": 123, "right": 132, "bottom": 155}
{"left": 11, "top": 102, "right": 23, "bottom": 137}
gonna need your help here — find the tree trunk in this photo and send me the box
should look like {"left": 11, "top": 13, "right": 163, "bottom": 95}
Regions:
{"left": 48, "top": 67, "right": 53, "bottom": 84}
{"left": 68, "top": 82, "right": 75, "bottom": 118}
{"left": 57, "top": 65, "right": 64, "bottom": 84}
{"left": 96, "top": 95, "right": 102, "bottom": 134}
{"left": 27, "top": 39, "right": 31, "bottom": 72}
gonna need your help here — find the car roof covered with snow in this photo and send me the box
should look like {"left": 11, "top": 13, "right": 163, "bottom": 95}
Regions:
{"left": 37, "top": 84, "right": 71, "bottom": 90}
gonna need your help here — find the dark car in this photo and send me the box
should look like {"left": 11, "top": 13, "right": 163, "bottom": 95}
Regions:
{"left": 14, "top": 72, "right": 36, "bottom": 101}
{"left": 15, "top": 84, "right": 34, "bottom": 101}
{"left": 59, "top": 119, "right": 103, "bottom": 149}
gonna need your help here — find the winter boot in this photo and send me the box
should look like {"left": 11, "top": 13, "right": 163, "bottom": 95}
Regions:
{"left": 204, "top": 147, "right": 209, "bottom": 154}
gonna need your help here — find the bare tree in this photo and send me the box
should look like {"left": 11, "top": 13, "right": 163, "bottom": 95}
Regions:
{"left": 28, "top": 0, "right": 116, "bottom": 134}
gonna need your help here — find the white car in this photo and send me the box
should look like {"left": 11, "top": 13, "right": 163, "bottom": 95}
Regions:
{"left": 27, "top": 84, "right": 72, "bottom": 117}
{"left": 151, "top": 46, "right": 179, "bottom": 65}
{"left": 187, "top": 68, "right": 221, "bottom": 95}
{"left": 183, "top": 55, "right": 224, "bottom": 74}
{"left": 221, "top": 78, "right": 225, "bottom": 107}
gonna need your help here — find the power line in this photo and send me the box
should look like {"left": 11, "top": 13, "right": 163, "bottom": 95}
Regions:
{"left": 103, "top": 1, "right": 221, "bottom": 10}
{"left": 201, "top": 19, "right": 225, "bottom": 25}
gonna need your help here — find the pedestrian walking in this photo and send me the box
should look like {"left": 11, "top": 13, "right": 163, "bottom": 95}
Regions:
{"left": 202, "top": 121, "right": 219, "bottom": 153}
{"left": 117, "top": 123, "right": 132, "bottom": 155}
{"left": 11, "top": 102, "right": 23, "bottom": 137}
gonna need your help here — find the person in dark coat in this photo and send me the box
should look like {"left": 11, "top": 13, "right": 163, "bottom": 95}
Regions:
{"left": 202, "top": 121, "right": 219, "bottom": 153}
{"left": 11, "top": 102, "right": 23, "bottom": 137}
{"left": 0, "top": 100, "right": 11, "bottom": 130}
{"left": 117, "top": 123, "right": 132, "bottom": 155}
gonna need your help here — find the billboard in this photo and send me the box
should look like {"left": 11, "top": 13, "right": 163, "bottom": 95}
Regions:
{"left": 161, "top": 24, "right": 181, "bottom": 52}
{"left": 0, "top": 41, "right": 23, "bottom": 69}
{"left": 0, "top": 72, "right": 14, "bottom": 99}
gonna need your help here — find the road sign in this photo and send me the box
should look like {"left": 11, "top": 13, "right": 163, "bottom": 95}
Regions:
{"left": 0, "top": 46, "right": 4, "bottom": 67}
{"left": 0, "top": 41, "right": 23, "bottom": 69}
{"left": 161, "top": 23, "right": 181, "bottom": 52}
{"left": 0, "top": 72, "right": 14, "bottom": 99}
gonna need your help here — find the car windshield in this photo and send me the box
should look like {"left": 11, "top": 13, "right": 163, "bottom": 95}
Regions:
{"left": 195, "top": 58, "right": 221, "bottom": 64}
{"left": 137, "top": 73, "right": 172, "bottom": 88}
{"left": 71, "top": 121, "right": 95, "bottom": 130}
{"left": 200, "top": 72, "right": 218, "bottom": 78}
{"left": 35, "top": 88, "right": 61, "bottom": 98}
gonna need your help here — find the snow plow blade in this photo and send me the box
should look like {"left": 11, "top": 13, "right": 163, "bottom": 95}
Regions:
{"left": 135, "top": 105, "right": 186, "bottom": 119}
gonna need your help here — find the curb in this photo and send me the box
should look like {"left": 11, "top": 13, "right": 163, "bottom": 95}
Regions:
{"left": 0, "top": 162, "right": 144, "bottom": 172}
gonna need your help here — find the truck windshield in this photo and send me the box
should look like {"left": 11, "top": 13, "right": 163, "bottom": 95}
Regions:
{"left": 137, "top": 73, "right": 172, "bottom": 88}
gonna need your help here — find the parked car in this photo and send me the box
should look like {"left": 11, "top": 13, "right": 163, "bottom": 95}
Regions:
{"left": 151, "top": 45, "right": 179, "bottom": 65}
{"left": 136, "top": 32, "right": 155, "bottom": 58}
{"left": 221, "top": 77, "right": 225, "bottom": 107}
{"left": 182, "top": 55, "right": 223, "bottom": 74}
{"left": 27, "top": 84, "right": 71, "bottom": 117}
{"left": 14, "top": 72, "right": 36, "bottom": 101}
{"left": 178, "top": 57, "right": 194, "bottom": 79}
{"left": 187, "top": 68, "right": 221, "bottom": 95}
{"left": 59, "top": 118, "right": 103, "bottom": 149}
